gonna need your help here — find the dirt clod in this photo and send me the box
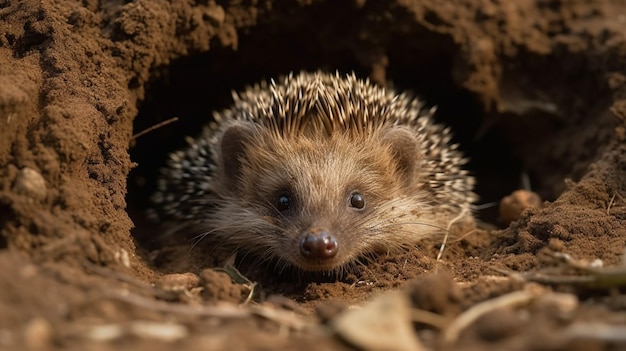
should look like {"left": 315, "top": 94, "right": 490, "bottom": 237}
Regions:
{"left": 472, "top": 308, "right": 526, "bottom": 342}
{"left": 199, "top": 269, "right": 249, "bottom": 304}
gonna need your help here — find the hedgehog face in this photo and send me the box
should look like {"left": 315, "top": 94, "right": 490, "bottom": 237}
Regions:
{"left": 212, "top": 123, "right": 443, "bottom": 272}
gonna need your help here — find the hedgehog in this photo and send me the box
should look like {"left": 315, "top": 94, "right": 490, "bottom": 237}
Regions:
{"left": 150, "top": 71, "right": 477, "bottom": 273}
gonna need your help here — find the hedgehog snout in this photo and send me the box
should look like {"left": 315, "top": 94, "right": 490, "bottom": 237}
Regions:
{"left": 299, "top": 227, "right": 338, "bottom": 260}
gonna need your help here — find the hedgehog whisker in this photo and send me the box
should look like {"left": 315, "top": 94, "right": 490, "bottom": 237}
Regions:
{"left": 261, "top": 199, "right": 298, "bottom": 228}
{"left": 186, "top": 217, "right": 281, "bottom": 253}
{"left": 187, "top": 225, "right": 243, "bottom": 253}
{"left": 377, "top": 221, "right": 450, "bottom": 233}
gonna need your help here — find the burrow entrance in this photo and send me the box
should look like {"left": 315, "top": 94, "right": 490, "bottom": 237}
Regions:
{"left": 125, "top": 1, "right": 615, "bottom": 271}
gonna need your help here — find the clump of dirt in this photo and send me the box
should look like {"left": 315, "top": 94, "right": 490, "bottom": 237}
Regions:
{"left": 1, "top": 0, "right": 626, "bottom": 350}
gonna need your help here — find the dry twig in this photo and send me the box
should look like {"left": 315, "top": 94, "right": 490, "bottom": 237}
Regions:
{"left": 131, "top": 117, "right": 179, "bottom": 141}
{"left": 443, "top": 288, "right": 543, "bottom": 344}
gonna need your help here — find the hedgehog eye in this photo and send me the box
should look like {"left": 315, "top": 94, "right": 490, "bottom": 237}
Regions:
{"left": 276, "top": 193, "right": 292, "bottom": 213}
{"left": 349, "top": 191, "right": 366, "bottom": 210}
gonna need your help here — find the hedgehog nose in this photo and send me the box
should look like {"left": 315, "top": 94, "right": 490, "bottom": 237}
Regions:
{"left": 300, "top": 230, "right": 338, "bottom": 260}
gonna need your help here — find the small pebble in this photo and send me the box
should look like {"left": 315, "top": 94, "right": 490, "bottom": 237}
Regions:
{"left": 23, "top": 317, "right": 53, "bottom": 350}
{"left": 13, "top": 167, "right": 47, "bottom": 201}
{"left": 499, "top": 189, "right": 542, "bottom": 225}
{"left": 114, "top": 249, "right": 131, "bottom": 268}
{"left": 155, "top": 272, "right": 200, "bottom": 292}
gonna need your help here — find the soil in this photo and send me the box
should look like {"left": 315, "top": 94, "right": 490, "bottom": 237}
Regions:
{"left": 1, "top": 0, "right": 626, "bottom": 350}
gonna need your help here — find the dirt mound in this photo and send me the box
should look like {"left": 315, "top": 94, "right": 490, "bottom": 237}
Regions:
{"left": 1, "top": 0, "right": 626, "bottom": 350}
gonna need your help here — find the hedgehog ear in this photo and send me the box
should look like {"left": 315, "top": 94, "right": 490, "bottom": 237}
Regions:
{"left": 382, "top": 127, "right": 420, "bottom": 186}
{"left": 220, "top": 121, "right": 258, "bottom": 191}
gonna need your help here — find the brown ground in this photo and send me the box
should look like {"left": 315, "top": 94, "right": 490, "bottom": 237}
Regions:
{"left": 2, "top": 0, "right": 626, "bottom": 350}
